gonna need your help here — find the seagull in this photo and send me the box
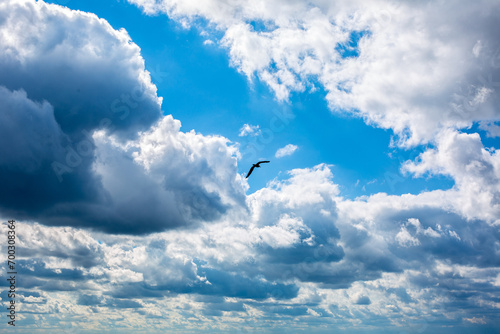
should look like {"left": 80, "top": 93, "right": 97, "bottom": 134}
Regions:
{"left": 246, "top": 161, "right": 270, "bottom": 178}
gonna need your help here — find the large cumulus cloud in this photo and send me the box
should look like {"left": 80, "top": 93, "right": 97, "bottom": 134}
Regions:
{"left": 0, "top": 0, "right": 244, "bottom": 233}
{"left": 403, "top": 129, "right": 500, "bottom": 225}
{"left": 89, "top": 115, "right": 246, "bottom": 233}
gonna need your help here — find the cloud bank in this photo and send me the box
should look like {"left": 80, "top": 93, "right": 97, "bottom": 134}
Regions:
{"left": 2, "top": 163, "right": 500, "bottom": 331}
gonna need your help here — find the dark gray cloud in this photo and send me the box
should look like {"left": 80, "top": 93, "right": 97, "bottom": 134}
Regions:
{"left": 355, "top": 296, "right": 371, "bottom": 305}
{"left": 106, "top": 266, "right": 299, "bottom": 301}
{"left": 180, "top": 264, "right": 299, "bottom": 300}
{"left": 0, "top": 86, "right": 103, "bottom": 218}
{"left": 78, "top": 293, "right": 143, "bottom": 309}
{"left": 0, "top": 1, "right": 161, "bottom": 138}
{"left": 0, "top": 0, "right": 244, "bottom": 234}
{"left": 0, "top": 0, "right": 161, "bottom": 233}
{"left": 107, "top": 283, "right": 165, "bottom": 299}
{"left": 77, "top": 294, "right": 104, "bottom": 306}
{"left": 16, "top": 259, "right": 86, "bottom": 281}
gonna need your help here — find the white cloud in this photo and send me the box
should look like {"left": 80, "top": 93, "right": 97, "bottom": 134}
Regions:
{"left": 403, "top": 129, "right": 500, "bottom": 225}
{"left": 395, "top": 218, "right": 442, "bottom": 247}
{"left": 258, "top": 215, "right": 310, "bottom": 248}
{"left": 479, "top": 121, "right": 500, "bottom": 138}
{"left": 0, "top": 0, "right": 166, "bottom": 229}
{"left": 464, "top": 317, "right": 487, "bottom": 325}
{"left": 395, "top": 226, "right": 420, "bottom": 247}
{"left": 129, "top": 0, "right": 500, "bottom": 146}
{"left": 238, "top": 123, "right": 261, "bottom": 137}
{"left": 275, "top": 144, "right": 298, "bottom": 158}
{"left": 89, "top": 114, "right": 246, "bottom": 233}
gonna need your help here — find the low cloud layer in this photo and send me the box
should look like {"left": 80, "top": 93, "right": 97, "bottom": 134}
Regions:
{"left": 2, "top": 163, "right": 499, "bottom": 331}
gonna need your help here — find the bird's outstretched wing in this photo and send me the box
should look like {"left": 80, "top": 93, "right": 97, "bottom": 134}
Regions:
{"left": 258, "top": 160, "right": 270, "bottom": 164}
{"left": 246, "top": 165, "right": 256, "bottom": 178}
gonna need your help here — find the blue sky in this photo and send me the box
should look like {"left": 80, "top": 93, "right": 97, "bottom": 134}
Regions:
{"left": 51, "top": 0, "right": 455, "bottom": 197}
{"left": 1, "top": 0, "right": 500, "bottom": 333}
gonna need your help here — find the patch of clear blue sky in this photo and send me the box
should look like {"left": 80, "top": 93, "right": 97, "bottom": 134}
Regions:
{"left": 249, "top": 19, "right": 277, "bottom": 33}
{"left": 335, "top": 30, "right": 370, "bottom": 58}
{"left": 47, "top": 0, "right": 454, "bottom": 198}
{"left": 465, "top": 122, "right": 500, "bottom": 148}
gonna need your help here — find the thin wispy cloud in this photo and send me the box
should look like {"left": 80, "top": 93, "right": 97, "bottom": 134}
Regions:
{"left": 275, "top": 144, "right": 298, "bottom": 158}
{"left": 238, "top": 123, "right": 261, "bottom": 137}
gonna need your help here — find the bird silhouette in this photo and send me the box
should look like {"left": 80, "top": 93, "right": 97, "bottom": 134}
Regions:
{"left": 246, "top": 161, "right": 270, "bottom": 178}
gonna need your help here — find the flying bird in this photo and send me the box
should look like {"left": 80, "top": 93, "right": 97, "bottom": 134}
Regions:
{"left": 246, "top": 161, "right": 270, "bottom": 178}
